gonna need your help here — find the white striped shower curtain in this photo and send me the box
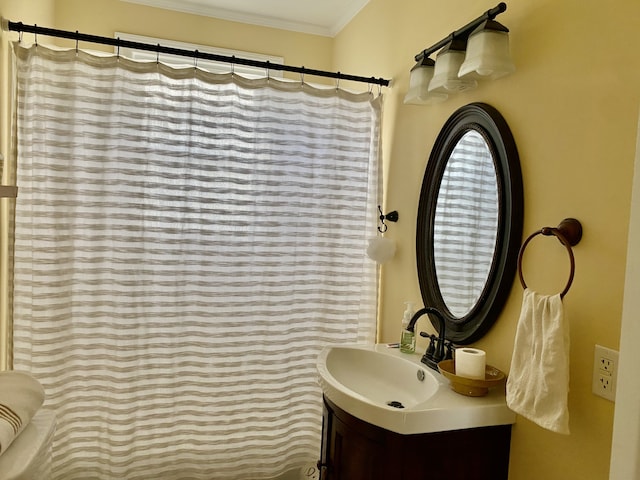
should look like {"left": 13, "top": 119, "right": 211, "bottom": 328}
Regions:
{"left": 9, "top": 43, "right": 380, "bottom": 479}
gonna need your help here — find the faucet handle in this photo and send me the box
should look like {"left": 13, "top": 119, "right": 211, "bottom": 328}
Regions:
{"left": 426, "top": 335, "right": 436, "bottom": 357}
{"left": 419, "top": 332, "right": 436, "bottom": 355}
{"left": 445, "top": 342, "right": 455, "bottom": 361}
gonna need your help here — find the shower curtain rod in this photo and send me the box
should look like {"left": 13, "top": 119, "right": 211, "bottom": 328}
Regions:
{"left": 3, "top": 19, "right": 391, "bottom": 87}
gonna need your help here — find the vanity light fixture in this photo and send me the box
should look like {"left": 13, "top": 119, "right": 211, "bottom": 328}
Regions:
{"left": 404, "top": 57, "right": 448, "bottom": 105}
{"left": 428, "top": 38, "right": 478, "bottom": 94}
{"left": 458, "top": 20, "right": 515, "bottom": 79}
{"left": 404, "top": 2, "right": 514, "bottom": 106}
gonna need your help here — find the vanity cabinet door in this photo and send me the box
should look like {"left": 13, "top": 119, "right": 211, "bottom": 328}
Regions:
{"left": 400, "top": 425, "right": 511, "bottom": 479}
{"left": 320, "top": 397, "right": 399, "bottom": 480}
{"left": 328, "top": 409, "right": 390, "bottom": 480}
{"left": 318, "top": 399, "right": 331, "bottom": 480}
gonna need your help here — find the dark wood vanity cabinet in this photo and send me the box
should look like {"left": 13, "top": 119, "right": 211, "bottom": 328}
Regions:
{"left": 318, "top": 396, "right": 511, "bottom": 480}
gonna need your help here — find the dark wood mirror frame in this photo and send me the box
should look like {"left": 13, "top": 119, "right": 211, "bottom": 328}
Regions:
{"left": 416, "top": 102, "right": 523, "bottom": 344}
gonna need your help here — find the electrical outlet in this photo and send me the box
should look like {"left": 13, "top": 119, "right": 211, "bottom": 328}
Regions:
{"left": 599, "top": 356, "right": 614, "bottom": 373}
{"left": 592, "top": 344, "right": 619, "bottom": 402}
{"left": 598, "top": 372, "right": 612, "bottom": 391}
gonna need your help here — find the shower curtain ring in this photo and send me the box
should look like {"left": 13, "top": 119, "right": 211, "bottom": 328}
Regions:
{"left": 34, "top": 25, "right": 37, "bottom": 46}
{"left": 231, "top": 55, "right": 235, "bottom": 75}
{"left": 75, "top": 31, "right": 79, "bottom": 54}
{"left": 194, "top": 49, "right": 199, "bottom": 69}
{"left": 266, "top": 60, "right": 271, "bottom": 81}
{"left": 336, "top": 74, "right": 340, "bottom": 91}
{"left": 156, "top": 44, "right": 160, "bottom": 64}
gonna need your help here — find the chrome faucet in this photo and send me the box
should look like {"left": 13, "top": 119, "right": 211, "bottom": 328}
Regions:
{"left": 406, "top": 307, "right": 453, "bottom": 371}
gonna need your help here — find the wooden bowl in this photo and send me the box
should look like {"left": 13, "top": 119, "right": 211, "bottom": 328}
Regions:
{"left": 437, "top": 359, "right": 506, "bottom": 397}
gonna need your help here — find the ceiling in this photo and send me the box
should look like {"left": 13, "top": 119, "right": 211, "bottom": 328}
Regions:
{"left": 121, "top": 0, "right": 370, "bottom": 37}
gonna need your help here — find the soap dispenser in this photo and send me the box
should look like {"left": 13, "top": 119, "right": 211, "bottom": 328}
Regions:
{"left": 400, "top": 301, "right": 415, "bottom": 353}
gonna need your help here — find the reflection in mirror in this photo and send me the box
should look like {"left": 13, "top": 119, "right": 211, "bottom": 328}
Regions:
{"left": 434, "top": 130, "right": 498, "bottom": 317}
{"left": 416, "top": 102, "right": 523, "bottom": 344}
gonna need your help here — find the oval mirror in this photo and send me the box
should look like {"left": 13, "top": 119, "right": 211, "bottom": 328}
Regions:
{"left": 417, "top": 103, "right": 523, "bottom": 344}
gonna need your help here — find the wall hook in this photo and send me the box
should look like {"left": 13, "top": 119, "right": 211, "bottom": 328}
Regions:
{"left": 378, "top": 205, "right": 399, "bottom": 233}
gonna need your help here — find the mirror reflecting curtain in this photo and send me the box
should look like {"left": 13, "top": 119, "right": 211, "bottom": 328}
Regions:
{"left": 434, "top": 130, "right": 498, "bottom": 317}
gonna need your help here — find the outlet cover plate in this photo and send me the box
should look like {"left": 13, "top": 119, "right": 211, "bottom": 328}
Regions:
{"left": 592, "top": 344, "right": 619, "bottom": 402}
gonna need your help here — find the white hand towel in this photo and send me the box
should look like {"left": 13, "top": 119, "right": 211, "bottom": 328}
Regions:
{"left": 0, "top": 371, "right": 45, "bottom": 456}
{"left": 506, "top": 289, "right": 570, "bottom": 434}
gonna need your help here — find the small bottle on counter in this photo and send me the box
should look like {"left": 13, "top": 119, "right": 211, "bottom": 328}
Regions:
{"left": 399, "top": 301, "right": 415, "bottom": 354}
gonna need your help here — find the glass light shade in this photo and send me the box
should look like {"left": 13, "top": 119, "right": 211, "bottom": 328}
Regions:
{"left": 404, "top": 62, "right": 448, "bottom": 105}
{"left": 458, "top": 29, "right": 515, "bottom": 79}
{"left": 428, "top": 49, "right": 477, "bottom": 93}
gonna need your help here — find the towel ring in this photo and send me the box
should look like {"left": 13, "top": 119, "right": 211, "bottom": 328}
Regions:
{"left": 517, "top": 218, "right": 582, "bottom": 299}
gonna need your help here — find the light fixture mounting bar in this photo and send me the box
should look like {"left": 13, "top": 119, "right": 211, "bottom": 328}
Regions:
{"left": 414, "top": 2, "right": 507, "bottom": 62}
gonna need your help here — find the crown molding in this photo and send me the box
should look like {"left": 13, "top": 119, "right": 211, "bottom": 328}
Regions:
{"left": 121, "top": 0, "right": 368, "bottom": 37}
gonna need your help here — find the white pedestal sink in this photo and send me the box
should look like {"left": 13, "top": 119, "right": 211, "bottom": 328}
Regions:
{"left": 316, "top": 343, "right": 515, "bottom": 435}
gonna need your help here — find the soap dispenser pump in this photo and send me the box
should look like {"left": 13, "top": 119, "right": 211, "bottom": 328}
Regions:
{"left": 400, "top": 301, "right": 415, "bottom": 353}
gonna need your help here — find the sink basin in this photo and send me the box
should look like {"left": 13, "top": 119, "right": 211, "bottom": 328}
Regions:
{"left": 317, "top": 344, "right": 515, "bottom": 435}
{"left": 323, "top": 345, "right": 439, "bottom": 409}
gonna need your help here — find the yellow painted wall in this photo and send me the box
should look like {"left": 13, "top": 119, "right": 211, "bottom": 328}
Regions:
{"left": 335, "top": 0, "right": 640, "bottom": 479}
{"left": 0, "top": 0, "right": 334, "bottom": 87}
{"left": 53, "top": 0, "right": 333, "bottom": 82}
{"left": 1, "top": 0, "right": 638, "bottom": 478}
